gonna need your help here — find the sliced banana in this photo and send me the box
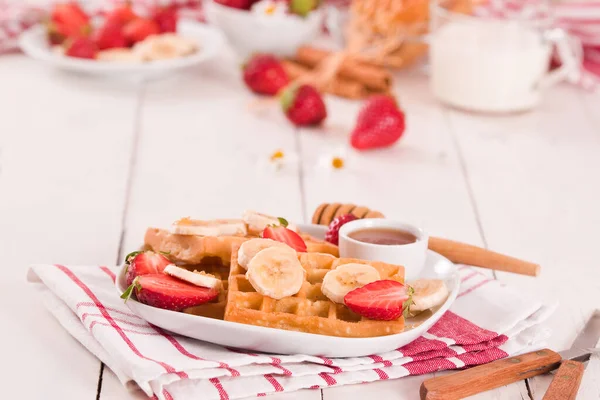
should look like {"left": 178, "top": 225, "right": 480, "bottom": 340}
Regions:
{"left": 246, "top": 247, "right": 304, "bottom": 299}
{"left": 97, "top": 48, "right": 144, "bottom": 63}
{"left": 237, "top": 238, "right": 295, "bottom": 270}
{"left": 321, "top": 263, "right": 381, "bottom": 304}
{"left": 163, "top": 264, "right": 222, "bottom": 290}
{"left": 408, "top": 279, "right": 448, "bottom": 313}
{"left": 242, "top": 210, "right": 298, "bottom": 235}
{"left": 170, "top": 217, "right": 248, "bottom": 236}
{"left": 133, "top": 34, "right": 197, "bottom": 61}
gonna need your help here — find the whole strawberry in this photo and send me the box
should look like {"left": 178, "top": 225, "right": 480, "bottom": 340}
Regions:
{"left": 243, "top": 54, "right": 289, "bottom": 96}
{"left": 281, "top": 84, "right": 327, "bottom": 127}
{"left": 64, "top": 37, "right": 98, "bottom": 59}
{"left": 350, "top": 95, "right": 406, "bottom": 150}
{"left": 325, "top": 214, "right": 357, "bottom": 245}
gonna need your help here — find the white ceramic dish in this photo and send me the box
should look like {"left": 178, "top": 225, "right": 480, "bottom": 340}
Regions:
{"left": 204, "top": 0, "right": 323, "bottom": 58}
{"left": 115, "top": 223, "right": 460, "bottom": 357}
{"left": 19, "top": 21, "right": 224, "bottom": 77}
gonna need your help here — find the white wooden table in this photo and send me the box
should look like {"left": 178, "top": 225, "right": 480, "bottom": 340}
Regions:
{"left": 1, "top": 44, "right": 599, "bottom": 400}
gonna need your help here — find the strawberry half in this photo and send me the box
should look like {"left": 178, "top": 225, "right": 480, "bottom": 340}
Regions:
{"left": 124, "top": 251, "right": 172, "bottom": 287}
{"left": 121, "top": 274, "right": 219, "bottom": 311}
{"left": 151, "top": 6, "right": 178, "bottom": 33}
{"left": 123, "top": 18, "right": 160, "bottom": 45}
{"left": 344, "top": 280, "right": 413, "bottom": 321}
{"left": 50, "top": 3, "right": 91, "bottom": 39}
{"left": 64, "top": 37, "right": 98, "bottom": 59}
{"left": 93, "top": 19, "right": 128, "bottom": 50}
{"left": 262, "top": 226, "right": 307, "bottom": 252}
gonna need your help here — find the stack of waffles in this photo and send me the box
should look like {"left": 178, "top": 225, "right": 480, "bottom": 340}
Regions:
{"left": 143, "top": 211, "right": 338, "bottom": 320}
{"left": 143, "top": 210, "right": 407, "bottom": 337}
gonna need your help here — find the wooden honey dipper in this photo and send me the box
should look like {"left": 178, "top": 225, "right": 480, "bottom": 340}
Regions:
{"left": 312, "top": 203, "right": 541, "bottom": 277}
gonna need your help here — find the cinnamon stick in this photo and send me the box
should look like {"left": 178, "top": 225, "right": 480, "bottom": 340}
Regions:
{"left": 295, "top": 46, "right": 392, "bottom": 92}
{"left": 282, "top": 60, "right": 368, "bottom": 99}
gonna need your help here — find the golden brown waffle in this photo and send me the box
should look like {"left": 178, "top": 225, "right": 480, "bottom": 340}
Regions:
{"left": 225, "top": 249, "right": 405, "bottom": 337}
{"left": 181, "top": 263, "right": 230, "bottom": 320}
{"left": 144, "top": 228, "right": 338, "bottom": 265}
{"left": 312, "top": 203, "right": 385, "bottom": 226}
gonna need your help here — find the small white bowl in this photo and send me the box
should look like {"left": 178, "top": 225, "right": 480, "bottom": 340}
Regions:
{"left": 204, "top": 0, "right": 323, "bottom": 58}
{"left": 339, "top": 219, "right": 429, "bottom": 281}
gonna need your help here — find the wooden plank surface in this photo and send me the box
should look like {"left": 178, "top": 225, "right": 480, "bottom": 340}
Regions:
{"left": 0, "top": 55, "right": 139, "bottom": 398}
{"left": 1, "top": 40, "right": 597, "bottom": 400}
{"left": 446, "top": 84, "right": 600, "bottom": 400}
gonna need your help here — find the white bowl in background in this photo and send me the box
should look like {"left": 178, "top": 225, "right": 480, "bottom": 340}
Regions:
{"left": 204, "top": 0, "right": 323, "bottom": 58}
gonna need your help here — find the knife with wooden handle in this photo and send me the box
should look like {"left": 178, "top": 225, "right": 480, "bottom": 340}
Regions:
{"left": 420, "top": 349, "right": 561, "bottom": 399}
{"left": 542, "top": 360, "right": 585, "bottom": 400}
{"left": 420, "top": 310, "right": 599, "bottom": 400}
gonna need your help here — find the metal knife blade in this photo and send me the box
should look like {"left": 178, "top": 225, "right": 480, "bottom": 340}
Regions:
{"left": 558, "top": 309, "right": 600, "bottom": 363}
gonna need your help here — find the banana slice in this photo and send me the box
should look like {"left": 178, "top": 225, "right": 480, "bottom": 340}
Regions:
{"left": 242, "top": 210, "right": 298, "bottom": 235}
{"left": 246, "top": 247, "right": 304, "bottom": 299}
{"left": 408, "top": 279, "right": 448, "bottom": 313}
{"left": 170, "top": 217, "right": 248, "bottom": 236}
{"left": 97, "top": 48, "right": 144, "bottom": 63}
{"left": 133, "top": 34, "right": 197, "bottom": 61}
{"left": 321, "top": 263, "right": 381, "bottom": 304}
{"left": 237, "top": 238, "right": 295, "bottom": 270}
{"left": 163, "top": 264, "right": 222, "bottom": 290}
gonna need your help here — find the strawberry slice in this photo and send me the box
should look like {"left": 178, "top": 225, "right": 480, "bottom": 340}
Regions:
{"left": 262, "top": 226, "right": 307, "bottom": 252}
{"left": 121, "top": 274, "right": 219, "bottom": 311}
{"left": 124, "top": 251, "right": 172, "bottom": 286}
{"left": 344, "top": 280, "right": 413, "bottom": 321}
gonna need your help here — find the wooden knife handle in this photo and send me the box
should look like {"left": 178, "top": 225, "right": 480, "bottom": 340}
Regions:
{"left": 428, "top": 237, "right": 541, "bottom": 277}
{"left": 542, "top": 360, "right": 585, "bottom": 400}
{"left": 420, "top": 349, "right": 561, "bottom": 400}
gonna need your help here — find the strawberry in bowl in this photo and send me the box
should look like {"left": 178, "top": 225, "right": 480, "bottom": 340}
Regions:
{"left": 204, "top": 0, "right": 323, "bottom": 57}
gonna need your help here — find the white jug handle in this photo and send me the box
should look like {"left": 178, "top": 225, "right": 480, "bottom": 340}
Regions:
{"left": 538, "top": 28, "right": 582, "bottom": 89}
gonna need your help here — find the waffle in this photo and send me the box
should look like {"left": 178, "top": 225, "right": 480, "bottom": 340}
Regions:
{"left": 144, "top": 227, "right": 339, "bottom": 265}
{"left": 312, "top": 203, "right": 385, "bottom": 225}
{"left": 224, "top": 249, "right": 406, "bottom": 337}
{"left": 181, "top": 262, "right": 231, "bottom": 320}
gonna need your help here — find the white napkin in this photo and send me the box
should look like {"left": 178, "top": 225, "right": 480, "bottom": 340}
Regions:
{"left": 28, "top": 264, "right": 556, "bottom": 400}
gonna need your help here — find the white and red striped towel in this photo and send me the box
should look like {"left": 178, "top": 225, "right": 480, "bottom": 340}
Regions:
{"left": 27, "top": 264, "right": 555, "bottom": 400}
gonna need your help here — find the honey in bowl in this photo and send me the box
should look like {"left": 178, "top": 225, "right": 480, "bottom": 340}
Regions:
{"left": 348, "top": 228, "right": 418, "bottom": 245}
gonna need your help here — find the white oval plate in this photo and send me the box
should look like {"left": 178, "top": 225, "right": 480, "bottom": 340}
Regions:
{"left": 19, "top": 21, "right": 224, "bottom": 77}
{"left": 115, "top": 224, "right": 460, "bottom": 357}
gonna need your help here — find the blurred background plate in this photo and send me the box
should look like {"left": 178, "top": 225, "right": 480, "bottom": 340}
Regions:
{"left": 18, "top": 20, "right": 224, "bottom": 78}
